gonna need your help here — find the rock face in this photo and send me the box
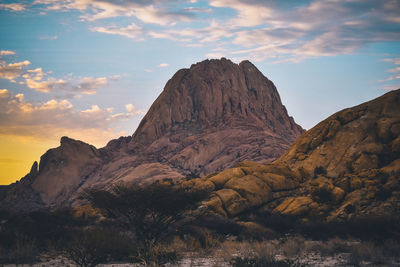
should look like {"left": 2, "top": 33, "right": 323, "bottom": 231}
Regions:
{"left": 131, "top": 59, "right": 302, "bottom": 147}
{"left": 193, "top": 89, "right": 400, "bottom": 221}
{"left": 2, "top": 58, "right": 303, "bottom": 209}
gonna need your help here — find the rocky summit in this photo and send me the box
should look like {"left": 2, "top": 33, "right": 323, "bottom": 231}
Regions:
{"left": 1, "top": 58, "right": 303, "bottom": 209}
{"left": 190, "top": 89, "right": 400, "bottom": 221}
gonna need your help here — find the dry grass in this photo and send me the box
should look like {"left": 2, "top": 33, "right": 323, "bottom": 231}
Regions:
{"left": 281, "top": 235, "right": 305, "bottom": 258}
{"left": 348, "top": 241, "right": 386, "bottom": 265}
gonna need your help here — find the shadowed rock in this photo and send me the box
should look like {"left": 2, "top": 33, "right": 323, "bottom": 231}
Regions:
{"left": 197, "top": 89, "right": 400, "bottom": 221}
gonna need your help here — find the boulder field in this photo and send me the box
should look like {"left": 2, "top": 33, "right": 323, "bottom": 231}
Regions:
{"left": 182, "top": 89, "right": 400, "bottom": 221}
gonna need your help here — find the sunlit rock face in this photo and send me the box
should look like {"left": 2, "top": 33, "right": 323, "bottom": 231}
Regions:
{"left": 2, "top": 58, "right": 303, "bottom": 209}
{"left": 197, "top": 89, "right": 400, "bottom": 221}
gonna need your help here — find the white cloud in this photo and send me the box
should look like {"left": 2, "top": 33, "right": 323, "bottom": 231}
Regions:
{"left": 383, "top": 58, "right": 400, "bottom": 65}
{"left": 39, "top": 35, "right": 58, "bottom": 40}
{"left": 125, "top": 103, "right": 142, "bottom": 115}
{"left": 0, "top": 55, "right": 116, "bottom": 96}
{"left": 380, "top": 57, "right": 400, "bottom": 90}
{"left": 24, "top": 75, "right": 111, "bottom": 95}
{"left": 0, "top": 50, "right": 16, "bottom": 56}
{"left": 220, "top": 0, "right": 400, "bottom": 61}
{"left": 33, "top": 0, "right": 193, "bottom": 25}
{"left": 0, "top": 89, "right": 11, "bottom": 98}
{"left": 382, "top": 84, "right": 400, "bottom": 91}
{"left": 209, "top": 0, "right": 274, "bottom": 27}
{"left": 0, "top": 3, "right": 26, "bottom": 12}
{"left": 27, "top": 67, "right": 44, "bottom": 81}
{"left": 158, "top": 63, "right": 169, "bottom": 67}
{"left": 91, "top": 23, "right": 143, "bottom": 40}
{"left": 39, "top": 99, "right": 73, "bottom": 110}
{"left": 0, "top": 60, "right": 31, "bottom": 81}
{"left": 25, "top": 78, "right": 67, "bottom": 93}
{"left": 17, "top": 0, "right": 400, "bottom": 64}
{"left": 149, "top": 20, "right": 234, "bottom": 44}
{"left": 74, "top": 77, "right": 108, "bottom": 95}
{"left": 111, "top": 103, "right": 144, "bottom": 121}
{"left": 0, "top": 90, "right": 144, "bottom": 147}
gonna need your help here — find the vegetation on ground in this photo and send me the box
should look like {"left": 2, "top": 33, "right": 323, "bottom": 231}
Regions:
{"left": 1, "top": 181, "right": 399, "bottom": 266}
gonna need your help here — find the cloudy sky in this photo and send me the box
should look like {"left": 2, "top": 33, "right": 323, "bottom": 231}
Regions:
{"left": 0, "top": 0, "right": 399, "bottom": 185}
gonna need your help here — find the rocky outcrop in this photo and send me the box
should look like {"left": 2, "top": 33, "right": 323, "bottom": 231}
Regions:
{"left": 31, "top": 137, "right": 103, "bottom": 206}
{"left": 131, "top": 58, "right": 302, "bottom": 147}
{"left": 1, "top": 161, "right": 45, "bottom": 211}
{"left": 193, "top": 89, "right": 400, "bottom": 221}
{"left": 2, "top": 58, "right": 303, "bottom": 208}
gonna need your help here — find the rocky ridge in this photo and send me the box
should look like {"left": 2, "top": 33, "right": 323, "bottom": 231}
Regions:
{"left": 185, "top": 89, "right": 400, "bottom": 221}
{"left": 1, "top": 58, "right": 303, "bottom": 209}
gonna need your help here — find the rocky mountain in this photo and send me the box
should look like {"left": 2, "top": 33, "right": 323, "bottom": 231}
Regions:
{"left": 187, "top": 89, "right": 400, "bottom": 221}
{"left": 1, "top": 58, "right": 303, "bottom": 209}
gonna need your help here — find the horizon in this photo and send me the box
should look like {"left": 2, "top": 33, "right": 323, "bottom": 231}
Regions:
{"left": 1, "top": 0, "right": 400, "bottom": 185}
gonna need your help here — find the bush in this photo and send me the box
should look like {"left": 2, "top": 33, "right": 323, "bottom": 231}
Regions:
{"left": 230, "top": 257, "right": 299, "bottom": 267}
{"left": 253, "top": 210, "right": 400, "bottom": 241}
{"left": 83, "top": 183, "right": 208, "bottom": 246}
{"left": 82, "top": 183, "right": 209, "bottom": 265}
{"left": 136, "top": 242, "right": 179, "bottom": 266}
{"left": 348, "top": 241, "right": 386, "bottom": 265}
{"left": 281, "top": 236, "right": 305, "bottom": 258}
{"left": 64, "top": 227, "right": 134, "bottom": 267}
{"left": 186, "top": 214, "right": 244, "bottom": 237}
{"left": 0, "top": 233, "right": 38, "bottom": 264}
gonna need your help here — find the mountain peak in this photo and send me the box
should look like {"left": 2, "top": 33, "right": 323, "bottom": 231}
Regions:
{"left": 131, "top": 58, "right": 303, "bottom": 147}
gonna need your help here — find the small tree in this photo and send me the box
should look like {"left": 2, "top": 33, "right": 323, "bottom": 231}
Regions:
{"left": 65, "top": 227, "right": 132, "bottom": 267}
{"left": 82, "top": 183, "right": 208, "bottom": 263}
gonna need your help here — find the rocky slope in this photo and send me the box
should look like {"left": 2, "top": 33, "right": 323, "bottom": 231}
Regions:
{"left": 187, "top": 89, "right": 400, "bottom": 221}
{"left": 1, "top": 58, "right": 303, "bottom": 209}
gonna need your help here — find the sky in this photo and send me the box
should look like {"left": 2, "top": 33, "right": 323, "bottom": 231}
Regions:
{"left": 0, "top": 0, "right": 399, "bottom": 185}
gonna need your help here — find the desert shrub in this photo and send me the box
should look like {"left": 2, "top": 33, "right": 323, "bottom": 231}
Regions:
{"left": 82, "top": 183, "right": 208, "bottom": 265}
{"left": 281, "top": 236, "right": 305, "bottom": 258}
{"left": 230, "top": 257, "right": 298, "bottom": 267}
{"left": 64, "top": 227, "right": 134, "bottom": 267}
{"left": 0, "top": 233, "right": 38, "bottom": 264}
{"left": 188, "top": 214, "right": 244, "bottom": 237}
{"left": 252, "top": 212, "right": 301, "bottom": 236}
{"left": 382, "top": 239, "right": 400, "bottom": 259}
{"left": 316, "top": 237, "right": 349, "bottom": 256}
{"left": 83, "top": 183, "right": 208, "bottom": 244}
{"left": 348, "top": 241, "right": 386, "bottom": 265}
{"left": 252, "top": 209, "right": 400, "bottom": 242}
{"left": 182, "top": 227, "right": 223, "bottom": 251}
{"left": 136, "top": 242, "right": 179, "bottom": 266}
{"left": 0, "top": 206, "right": 90, "bottom": 264}
{"left": 241, "top": 223, "right": 278, "bottom": 241}
{"left": 219, "top": 240, "right": 292, "bottom": 267}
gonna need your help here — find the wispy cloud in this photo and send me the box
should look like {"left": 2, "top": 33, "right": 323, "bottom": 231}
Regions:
{"left": 10, "top": 0, "right": 400, "bottom": 63}
{"left": 381, "top": 57, "right": 400, "bottom": 90}
{"left": 0, "top": 89, "right": 144, "bottom": 146}
{"left": 91, "top": 23, "right": 143, "bottom": 40}
{"left": 0, "top": 60, "right": 31, "bottom": 82}
{"left": 158, "top": 63, "right": 169, "bottom": 67}
{"left": 0, "top": 54, "right": 117, "bottom": 96}
{"left": 33, "top": 0, "right": 193, "bottom": 25}
{"left": 39, "top": 35, "right": 58, "bottom": 40}
{"left": 0, "top": 50, "right": 16, "bottom": 56}
{"left": 0, "top": 3, "right": 26, "bottom": 12}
